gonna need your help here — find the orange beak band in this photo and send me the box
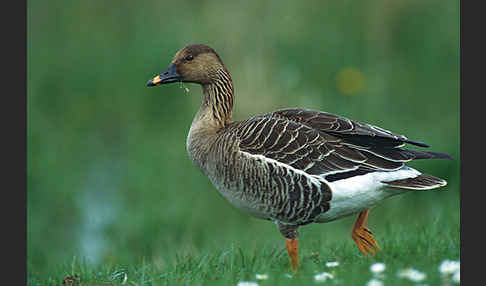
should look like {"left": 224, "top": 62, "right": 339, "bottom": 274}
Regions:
{"left": 147, "top": 75, "right": 162, "bottom": 86}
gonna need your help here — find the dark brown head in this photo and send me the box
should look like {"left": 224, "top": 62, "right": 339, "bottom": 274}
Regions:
{"left": 147, "top": 44, "right": 227, "bottom": 86}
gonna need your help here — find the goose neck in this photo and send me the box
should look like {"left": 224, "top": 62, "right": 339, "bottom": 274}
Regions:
{"left": 199, "top": 72, "right": 234, "bottom": 128}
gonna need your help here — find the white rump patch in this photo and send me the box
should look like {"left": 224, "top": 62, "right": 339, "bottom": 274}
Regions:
{"left": 316, "top": 166, "right": 421, "bottom": 222}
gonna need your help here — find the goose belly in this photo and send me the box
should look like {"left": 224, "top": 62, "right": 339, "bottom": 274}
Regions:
{"left": 204, "top": 163, "right": 273, "bottom": 221}
{"left": 218, "top": 185, "right": 271, "bottom": 220}
{"left": 316, "top": 168, "right": 420, "bottom": 223}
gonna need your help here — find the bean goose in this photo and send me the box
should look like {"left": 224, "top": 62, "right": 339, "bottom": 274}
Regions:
{"left": 146, "top": 44, "right": 451, "bottom": 271}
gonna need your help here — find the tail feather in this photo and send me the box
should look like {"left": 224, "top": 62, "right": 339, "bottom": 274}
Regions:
{"left": 383, "top": 173, "right": 447, "bottom": 190}
{"left": 402, "top": 149, "right": 453, "bottom": 160}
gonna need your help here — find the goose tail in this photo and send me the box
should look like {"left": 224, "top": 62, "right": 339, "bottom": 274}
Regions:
{"left": 383, "top": 173, "right": 447, "bottom": 190}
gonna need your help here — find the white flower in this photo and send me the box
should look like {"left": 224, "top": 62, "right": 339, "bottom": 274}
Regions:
{"left": 366, "top": 278, "right": 384, "bottom": 286}
{"left": 370, "top": 262, "right": 386, "bottom": 274}
{"left": 236, "top": 281, "right": 258, "bottom": 286}
{"left": 398, "top": 268, "right": 426, "bottom": 282}
{"left": 439, "top": 259, "right": 460, "bottom": 276}
{"left": 314, "top": 272, "right": 334, "bottom": 282}
{"left": 326, "top": 261, "right": 340, "bottom": 267}
{"left": 284, "top": 273, "right": 293, "bottom": 279}
{"left": 452, "top": 271, "right": 460, "bottom": 283}
{"left": 255, "top": 274, "right": 268, "bottom": 280}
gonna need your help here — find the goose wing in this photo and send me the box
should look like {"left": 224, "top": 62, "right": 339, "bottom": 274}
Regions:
{"left": 237, "top": 108, "right": 450, "bottom": 181}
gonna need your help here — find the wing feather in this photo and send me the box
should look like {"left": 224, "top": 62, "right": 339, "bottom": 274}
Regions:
{"left": 235, "top": 108, "right": 450, "bottom": 182}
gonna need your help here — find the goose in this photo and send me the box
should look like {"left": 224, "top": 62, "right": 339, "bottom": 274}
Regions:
{"left": 146, "top": 44, "right": 451, "bottom": 271}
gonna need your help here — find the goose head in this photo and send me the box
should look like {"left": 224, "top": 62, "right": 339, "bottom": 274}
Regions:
{"left": 147, "top": 44, "right": 226, "bottom": 87}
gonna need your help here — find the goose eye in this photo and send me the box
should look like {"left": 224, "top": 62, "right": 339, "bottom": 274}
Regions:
{"left": 185, "top": 55, "right": 194, "bottom": 61}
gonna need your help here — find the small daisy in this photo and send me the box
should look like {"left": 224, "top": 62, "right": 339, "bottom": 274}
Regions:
{"left": 439, "top": 259, "right": 460, "bottom": 276}
{"left": 326, "top": 261, "right": 340, "bottom": 267}
{"left": 314, "top": 272, "right": 335, "bottom": 282}
{"left": 255, "top": 274, "right": 268, "bottom": 280}
{"left": 370, "top": 262, "right": 386, "bottom": 274}
{"left": 366, "top": 278, "right": 384, "bottom": 286}
{"left": 236, "top": 281, "right": 258, "bottom": 286}
{"left": 398, "top": 268, "right": 426, "bottom": 282}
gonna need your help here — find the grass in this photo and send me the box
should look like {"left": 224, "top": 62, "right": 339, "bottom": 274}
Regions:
{"left": 28, "top": 240, "right": 459, "bottom": 285}
{"left": 28, "top": 201, "right": 459, "bottom": 285}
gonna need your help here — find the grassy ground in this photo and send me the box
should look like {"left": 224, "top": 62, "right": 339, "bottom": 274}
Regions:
{"left": 28, "top": 186, "right": 459, "bottom": 285}
{"left": 28, "top": 217, "right": 459, "bottom": 285}
{"left": 28, "top": 0, "right": 459, "bottom": 285}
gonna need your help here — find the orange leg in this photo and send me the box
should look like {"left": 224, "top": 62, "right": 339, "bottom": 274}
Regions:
{"left": 278, "top": 223, "right": 300, "bottom": 271}
{"left": 286, "top": 238, "right": 300, "bottom": 271}
{"left": 351, "top": 210, "right": 381, "bottom": 255}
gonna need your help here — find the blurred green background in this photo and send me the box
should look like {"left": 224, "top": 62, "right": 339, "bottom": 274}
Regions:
{"left": 27, "top": 0, "right": 460, "bottom": 279}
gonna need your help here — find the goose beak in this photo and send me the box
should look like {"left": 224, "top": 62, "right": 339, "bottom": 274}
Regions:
{"left": 146, "top": 63, "right": 181, "bottom": 86}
